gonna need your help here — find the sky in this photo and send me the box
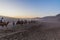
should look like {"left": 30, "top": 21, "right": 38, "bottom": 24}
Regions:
{"left": 0, "top": 0, "right": 60, "bottom": 18}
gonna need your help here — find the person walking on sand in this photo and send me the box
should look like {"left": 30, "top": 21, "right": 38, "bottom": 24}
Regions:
{"left": 13, "top": 21, "right": 15, "bottom": 26}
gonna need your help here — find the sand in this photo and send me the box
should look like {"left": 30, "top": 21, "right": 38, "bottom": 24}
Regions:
{"left": 21, "top": 21, "right": 60, "bottom": 40}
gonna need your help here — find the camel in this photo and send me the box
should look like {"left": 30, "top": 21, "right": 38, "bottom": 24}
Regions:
{"left": 0, "top": 21, "right": 9, "bottom": 27}
{"left": 24, "top": 20, "right": 27, "bottom": 24}
{"left": 16, "top": 20, "right": 24, "bottom": 25}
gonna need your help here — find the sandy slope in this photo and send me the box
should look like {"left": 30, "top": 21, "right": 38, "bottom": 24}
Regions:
{"left": 21, "top": 21, "right": 60, "bottom": 40}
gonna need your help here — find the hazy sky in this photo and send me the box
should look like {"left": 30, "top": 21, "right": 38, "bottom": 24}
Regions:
{"left": 0, "top": 0, "right": 60, "bottom": 18}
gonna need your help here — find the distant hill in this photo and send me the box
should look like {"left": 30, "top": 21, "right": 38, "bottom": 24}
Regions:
{"left": 34, "top": 14, "right": 60, "bottom": 22}
{"left": 56, "top": 14, "right": 60, "bottom": 17}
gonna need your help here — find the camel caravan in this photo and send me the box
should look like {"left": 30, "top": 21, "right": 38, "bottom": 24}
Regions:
{"left": 0, "top": 17, "right": 37, "bottom": 28}
{"left": 16, "top": 19, "right": 37, "bottom": 25}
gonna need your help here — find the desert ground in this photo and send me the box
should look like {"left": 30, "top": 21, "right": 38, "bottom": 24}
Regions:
{"left": 21, "top": 21, "right": 60, "bottom": 40}
{"left": 0, "top": 18, "right": 60, "bottom": 40}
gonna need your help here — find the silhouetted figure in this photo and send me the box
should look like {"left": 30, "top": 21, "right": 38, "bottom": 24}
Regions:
{"left": 16, "top": 20, "right": 21, "bottom": 25}
{"left": 0, "top": 17, "right": 4, "bottom": 23}
{"left": 24, "top": 20, "right": 27, "bottom": 24}
{"left": 1, "top": 17, "right": 3, "bottom": 20}
{"left": 12, "top": 21, "right": 15, "bottom": 26}
{"left": 20, "top": 20, "right": 24, "bottom": 25}
{"left": 16, "top": 19, "right": 24, "bottom": 25}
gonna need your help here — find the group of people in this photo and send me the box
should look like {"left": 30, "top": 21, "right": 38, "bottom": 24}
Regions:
{"left": 13, "top": 19, "right": 36, "bottom": 26}
{"left": 0, "top": 17, "right": 37, "bottom": 27}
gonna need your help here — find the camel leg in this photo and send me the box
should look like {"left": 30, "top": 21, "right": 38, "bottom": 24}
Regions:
{"left": 5, "top": 25, "right": 8, "bottom": 30}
